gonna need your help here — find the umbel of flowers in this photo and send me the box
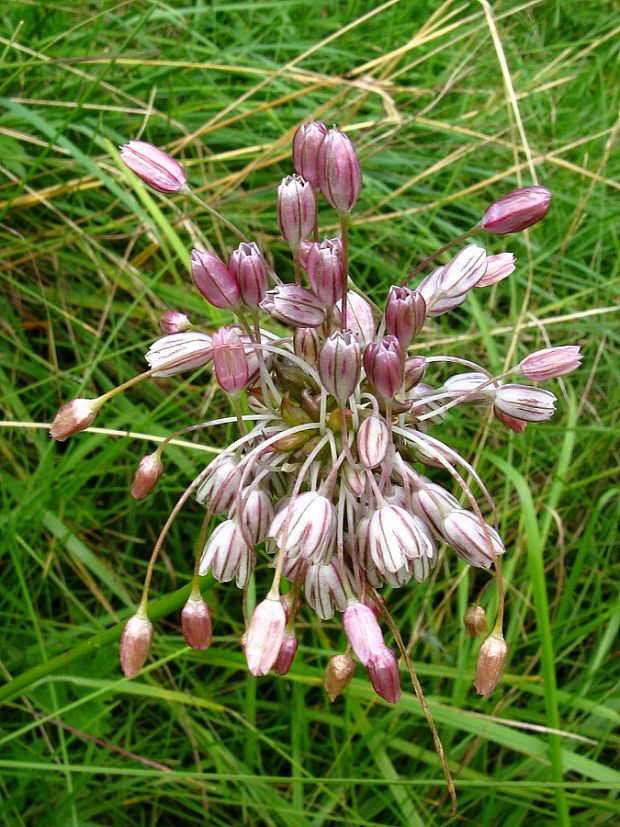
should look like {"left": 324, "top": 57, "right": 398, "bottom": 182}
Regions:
{"left": 51, "top": 129, "right": 580, "bottom": 707}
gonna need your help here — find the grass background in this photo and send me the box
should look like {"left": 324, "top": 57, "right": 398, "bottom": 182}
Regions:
{"left": 1, "top": 0, "right": 619, "bottom": 824}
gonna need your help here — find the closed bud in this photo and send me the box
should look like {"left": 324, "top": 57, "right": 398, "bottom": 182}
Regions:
{"left": 317, "top": 128, "right": 362, "bottom": 213}
{"left": 196, "top": 455, "right": 242, "bottom": 514}
{"left": 277, "top": 175, "right": 317, "bottom": 246}
{"left": 417, "top": 266, "right": 468, "bottom": 316}
{"left": 410, "top": 481, "right": 460, "bottom": 535}
{"left": 50, "top": 397, "right": 102, "bottom": 442}
{"left": 363, "top": 335, "right": 404, "bottom": 398}
{"left": 280, "top": 394, "right": 313, "bottom": 427}
{"left": 366, "top": 646, "right": 401, "bottom": 703}
{"left": 481, "top": 186, "right": 552, "bottom": 234}
{"left": 319, "top": 331, "right": 361, "bottom": 404}
{"left": 464, "top": 604, "right": 488, "bottom": 637}
{"left": 260, "top": 284, "right": 326, "bottom": 328}
{"left": 229, "top": 241, "right": 267, "bottom": 308}
{"left": 356, "top": 415, "right": 389, "bottom": 469}
{"left": 212, "top": 327, "right": 252, "bottom": 393}
{"left": 404, "top": 356, "right": 427, "bottom": 390}
{"left": 120, "top": 612, "right": 153, "bottom": 678}
{"left": 245, "top": 597, "right": 287, "bottom": 676}
{"left": 494, "top": 384, "right": 556, "bottom": 422}
{"left": 474, "top": 633, "right": 509, "bottom": 696}
{"left": 305, "top": 237, "right": 345, "bottom": 305}
{"left": 232, "top": 486, "right": 275, "bottom": 544}
{"left": 293, "top": 327, "right": 320, "bottom": 366}
{"left": 437, "top": 245, "right": 487, "bottom": 296}
{"left": 334, "top": 292, "right": 376, "bottom": 345}
{"left": 159, "top": 309, "right": 191, "bottom": 334}
{"left": 385, "top": 286, "right": 426, "bottom": 348}
{"left": 130, "top": 452, "right": 164, "bottom": 500}
{"left": 324, "top": 653, "right": 356, "bottom": 701}
{"left": 191, "top": 249, "right": 240, "bottom": 309}
{"left": 475, "top": 253, "right": 516, "bottom": 288}
{"left": 181, "top": 594, "right": 213, "bottom": 650}
{"left": 273, "top": 631, "right": 298, "bottom": 675}
{"left": 120, "top": 141, "right": 187, "bottom": 193}
{"left": 145, "top": 332, "right": 213, "bottom": 377}
{"left": 270, "top": 491, "right": 336, "bottom": 563}
{"left": 519, "top": 345, "right": 582, "bottom": 381}
{"left": 343, "top": 601, "right": 385, "bottom": 665}
{"left": 442, "top": 509, "right": 505, "bottom": 569}
{"left": 292, "top": 120, "right": 328, "bottom": 187}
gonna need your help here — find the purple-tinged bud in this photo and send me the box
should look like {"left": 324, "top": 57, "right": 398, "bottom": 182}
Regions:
{"left": 229, "top": 242, "right": 267, "bottom": 308}
{"left": 50, "top": 397, "right": 102, "bottom": 442}
{"left": 305, "top": 237, "right": 345, "bottom": 305}
{"left": 464, "top": 604, "right": 488, "bottom": 637}
{"left": 385, "top": 286, "right": 426, "bottom": 348}
{"left": 145, "top": 332, "right": 213, "bottom": 377}
{"left": 481, "top": 186, "right": 552, "bottom": 235}
{"left": 273, "top": 631, "right": 298, "bottom": 675}
{"left": 410, "top": 481, "right": 460, "bottom": 535}
{"left": 130, "top": 452, "right": 164, "bottom": 500}
{"left": 443, "top": 371, "right": 496, "bottom": 406}
{"left": 199, "top": 519, "right": 252, "bottom": 587}
{"left": 368, "top": 505, "right": 434, "bottom": 573}
{"left": 317, "top": 128, "right": 362, "bottom": 213}
{"left": 292, "top": 120, "right": 329, "bottom": 187}
{"left": 159, "top": 310, "right": 191, "bottom": 335}
{"left": 120, "top": 141, "right": 187, "bottom": 193}
{"left": 232, "top": 487, "right": 275, "bottom": 544}
{"left": 196, "top": 455, "right": 242, "bottom": 514}
{"left": 437, "top": 245, "right": 487, "bottom": 296}
{"left": 334, "top": 292, "right": 376, "bottom": 345}
{"left": 191, "top": 249, "right": 240, "bottom": 309}
{"left": 277, "top": 175, "right": 317, "bottom": 246}
{"left": 342, "top": 461, "right": 366, "bottom": 497}
{"left": 343, "top": 601, "right": 385, "bottom": 665}
{"left": 245, "top": 597, "right": 287, "bottom": 676}
{"left": 293, "top": 327, "right": 320, "bottom": 366}
{"left": 417, "top": 266, "right": 468, "bottom": 316}
{"left": 363, "top": 335, "right": 404, "bottom": 398}
{"left": 356, "top": 415, "right": 389, "bottom": 469}
{"left": 324, "top": 653, "right": 356, "bottom": 702}
{"left": 494, "top": 384, "right": 556, "bottom": 422}
{"left": 212, "top": 327, "right": 252, "bottom": 393}
{"left": 181, "top": 594, "right": 213, "bottom": 650}
{"left": 475, "top": 253, "right": 516, "bottom": 288}
{"left": 270, "top": 491, "right": 336, "bottom": 563}
{"left": 119, "top": 612, "right": 153, "bottom": 678}
{"left": 260, "top": 284, "right": 326, "bottom": 328}
{"left": 442, "top": 509, "right": 505, "bottom": 569}
{"left": 474, "top": 632, "right": 509, "bottom": 696}
{"left": 366, "top": 646, "right": 401, "bottom": 703}
{"left": 404, "top": 356, "right": 427, "bottom": 390}
{"left": 493, "top": 406, "right": 527, "bottom": 433}
{"left": 319, "top": 331, "right": 361, "bottom": 404}
{"left": 304, "top": 562, "right": 349, "bottom": 620}
{"left": 519, "top": 345, "right": 582, "bottom": 381}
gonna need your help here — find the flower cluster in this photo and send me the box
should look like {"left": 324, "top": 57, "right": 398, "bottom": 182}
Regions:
{"left": 51, "top": 124, "right": 581, "bottom": 705}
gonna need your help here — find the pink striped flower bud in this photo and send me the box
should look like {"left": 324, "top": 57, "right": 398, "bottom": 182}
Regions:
{"left": 385, "top": 286, "right": 426, "bottom": 347}
{"left": 366, "top": 646, "right": 401, "bottom": 703}
{"left": 292, "top": 120, "right": 328, "bottom": 186}
{"left": 519, "top": 345, "right": 582, "bottom": 381}
{"left": 464, "top": 604, "right": 488, "bottom": 637}
{"left": 212, "top": 327, "right": 252, "bottom": 393}
{"left": 494, "top": 384, "right": 556, "bottom": 422}
{"left": 342, "top": 461, "right": 366, "bottom": 497}
{"left": 474, "top": 632, "right": 509, "bottom": 696}
{"left": 317, "top": 128, "right": 362, "bottom": 213}
{"left": 261, "top": 284, "right": 326, "bottom": 328}
{"left": 232, "top": 486, "right": 275, "bottom": 544}
{"left": 293, "top": 327, "right": 320, "bottom": 366}
{"left": 363, "top": 335, "right": 404, "bottom": 398}
{"left": 245, "top": 597, "right": 287, "bottom": 676}
{"left": 196, "top": 455, "right": 241, "bottom": 514}
{"left": 417, "top": 266, "right": 468, "bottom": 316}
{"left": 324, "top": 653, "right": 356, "bottom": 702}
{"left": 304, "top": 562, "right": 349, "bottom": 620}
{"left": 277, "top": 175, "right": 317, "bottom": 246}
{"left": 191, "top": 249, "right": 240, "bottom": 309}
{"left": 229, "top": 242, "right": 267, "bottom": 308}
{"left": 273, "top": 631, "right": 298, "bottom": 675}
{"left": 443, "top": 371, "right": 496, "bottom": 406}
{"left": 343, "top": 601, "right": 385, "bottom": 665}
{"left": 270, "top": 491, "right": 336, "bottom": 563}
{"left": 50, "top": 397, "right": 102, "bottom": 442}
{"left": 437, "top": 245, "right": 488, "bottom": 296}
{"left": 145, "top": 332, "right": 213, "bottom": 377}
{"left": 120, "top": 141, "right": 187, "bottom": 193}
{"left": 199, "top": 519, "right": 252, "bottom": 587}
{"left": 120, "top": 612, "right": 153, "bottom": 678}
{"left": 159, "top": 310, "right": 191, "bottom": 334}
{"left": 442, "top": 509, "right": 505, "bottom": 569}
{"left": 319, "top": 331, "right": 361, "bottom": 404}
{"left": 334, "top": 291, "right": 376, "bottom": 345}
{"left": 130, "top": 452, "right": 164, "bottom": 500}
{"left": 356, "top": 415, "right": 389, "bottom": 469}
{"left": 410, "top": 481, "right": 460, "bottom": 535}
{"left": 181, "top": 594, "right": 213, "bottom": 650}
{"left": 481, "top": 186, "right": 552, "bottom": 234}
{"left": 368, "top": 504, "right": 434, "bottom": 573}
{"left": 305, "top": 237, "right": 345, "bottom": 305}
{"left": 475, "top": 252, "right": 516, "bottom": 288}
{"left": 404, "top": 356, "right": 427, "bottom": 390}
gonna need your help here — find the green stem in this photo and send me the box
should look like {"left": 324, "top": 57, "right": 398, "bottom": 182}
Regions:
{"left": 186, "top": 189, "right": 249, "bottom": 243}
{"left": 400, "top": 226, "right": 478, "bottom": 287}
{"left": 339, "top": 213, "right": 350, "bottom": 330}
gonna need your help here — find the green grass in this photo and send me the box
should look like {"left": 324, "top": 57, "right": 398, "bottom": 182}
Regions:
{"left": 1, "top": 0, "right": 619, "bottom": 824}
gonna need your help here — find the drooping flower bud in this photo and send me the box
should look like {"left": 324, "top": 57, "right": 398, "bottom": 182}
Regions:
{"left": 356, "top": 415, "right": 389, "bottom": 469}
{"left": 260, "top": 284, "right": 326, "bottom": 328}
{"left": 292, "top": 120, "right": 328, "bottom": 187}
{"left": 293, "top": 327, "right": 320, "bottom": 366}
{"left": 50, "top": 397, "right": 102, "bottom": 442}
{"left": 270, "top": 491, "right": 336, "bottom": 563}
{"left": 519, "top": 346, "right": 582, "bottom": 381}
{"left": 319, "top": 331, "right": 361, "bottom": 405}
{"left": 343, "top": 601, "right": 385, "bottom": 665}
{"left": 273, "top": 631, "right": 298, "bottom": 675}
{"left": 363, "top": 335, "right": 405, "bottom": 398}
{"left": 443, "top": 371, "right": 496, "bottom": 406}
{"left": 145, "top": 332, "right": 213, "bottom": 377}
{"left": 229, "top": 242, "right": 267, "bottom": 308}
{"left": 385, "top": 286, "right": 426, "bottom": 347}
{"left": 199, "top": 519, "right": 252, "bottom": 587}
{"left": 231, "top": 486, "right": 275, "bottom": 544}
{"left": 159, "top": 310, "right": 191, "bottom": 334}
{"left": 130, "top": 452, "right": 164, "bottom": 500}
{"left": 367, "top": 504, "right": 434, "bottom": 573}
{"left": 305, "top": 237, "right": 345, "bottom": 305}
{"left": 334, "top": 291, "right": 376, "bottom": 345}
{"left": 481, "top": 186, "right": 552, "bottom": 235}
{"left": 324, "top": 653, "right": 356, "bottom": 701}
{"left": 366, "top": 646, "right": 401, "bottom": 703}
{"left": 417, "top": 266, "right": 468, "bottom": 316}
{"left": 304, "top": 562, "right": 350, "bottom": 620}
{"left": 212, "top": 327, "right": 252, "bottom": 393}
{"left": 191, "top": 249, "right": 240, "bottom": 309}
{"left": 119, "top": 612, "right": 153, "bottom": 678}
{"left": 475, "top": 253, "right": 516, "bottom": 288}
{"left": 437, "top": 245, "right": 487, "bottom": 296}
{"left": 474, "top": 632, "right": 509, "bottom": 696}
{"left": 494, "top": 384, "right": 556, "bottom": 422}
{"left": 120, "top": 141, "right": 187, "bottom": 193}
{"left": 410, "top": 480, "right": 460, "bottom": 535}
{"left": 464, "top": 604, "right": 488, "bottom": 637}
{"left": 245, "top": 596, "right": 287, "bottom": 676}
{"left": 196, "top": 455, "right": 242, "bottom": 514}
{"left": 316, "top": 128, "right": 362, "bottom": 213}
{"left": 442, "top": 509, "right": 505, "bottom": 569}
{"left": 277, "top": 175, "right": 317, "bottom": 246}
{"left": 404, "top": 356, "right": 427, "bottom": 390}
{"left": 181, "top": 593, "right": 213, "bottom": 650}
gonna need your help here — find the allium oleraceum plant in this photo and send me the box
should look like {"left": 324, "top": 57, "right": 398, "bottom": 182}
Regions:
{"left": 51, "top": 127, "right": 581, "bottom": 706}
